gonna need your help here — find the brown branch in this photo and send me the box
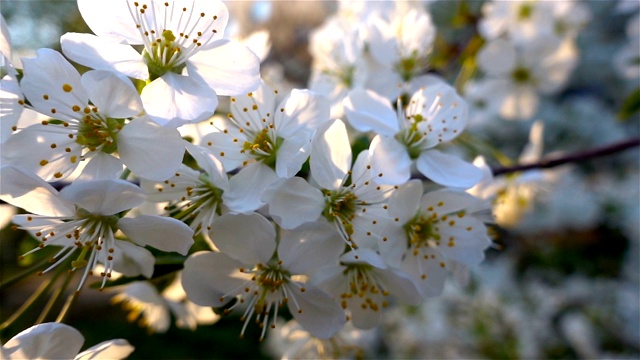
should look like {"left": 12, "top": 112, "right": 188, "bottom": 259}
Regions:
{"left": 491, "top": 137, "right": 640, "bottom": 176}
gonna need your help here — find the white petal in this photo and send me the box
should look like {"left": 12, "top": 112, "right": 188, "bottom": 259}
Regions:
{"left": 348, "top": 296, "right": 383, "bottom": 329}
{"left": 200, "top": 131, "right": 246, "bottom": 171}
{"left": 500, "top": 85, "right": 539, "bottom": 120}
{"left": 118, "top": 215, "right": 194, "bottom": 255}
{"left": 182, "top": 251, "right": 251, "bottom": 307}
{"left": 367, "top": 20, "right": 397, "bottom": 67}
{"left": 402, "top": 248, "right": 447, "bottom": 297}
{"left": 208, "top": 213, "right": 275, "bottom": 264}
{"left": 0, "top": 76, "right": 24, "bottom": 142}
{"left": 185, "top": 142, "right": 229, "bottom": 191}
{"left": 118, "top": 117, "right": 185, "bottom": 181}
{"left": 230, "top": 81, "right": 276, "bottom": 128}
{"left": 288, "top": 283, "right": 346, "bottom": 339}
{"left": 0, "top": 14, "right": 12, "bottom": 61}
{"left": 374, "top": 267, "right": 422, "bottom": 305}
{"left": 224, "top": 163, "right": 278, "bottom": 213}
{"left": 111, "top": 240, "right": 155, "bottom": 278}
{"left": 274, "top": 89, "right": 331, "bottom": 139}
{"left": 141, "top": 73, "right": 218, "bottom": 127}
{"left": 341, "top": 248, "right": 387, "bottom": 269}
{"left": 369, "top": 135, "right": 412, "bottom": 185}
{"left": 1, "top": 125, "right": 81, "bottom": 181}
{"left": 477, "top": 38, "right": 516, "bottom": 76}
{"left": 262, "top": 177, "right": 324, "bottom": 229}
{"left": 20, "top": 48, "right": 86, "bottom": 121}
{"left": 77, "top": 0, "right": 143, "bottom": 44}
{"left": 187, "top": 40, "right": 260, "bottom": 96}
{"left": 2, "top": 323, "right": 84, "bottom": 360}
{"left": 343, "top": 89, "right": 399, "bottom": 136}
{"left": 278, "top": 222, "right": 344, "bottom": 274}
{"left": 81, "top": 70, "right": 142, "bottom": 118}
{"left": 61, "top": 179, "right": 144, "bottom": 216}
{"left": 420, "top": 189, "right": 482, "bottom": 215}
{"left": 275, "top": 134, "right": 311, "bottom": 178}
{"left": 310, "top": 119, "right": 351, "bottom": 190}
{"left": 75, "top": 339, "right": 134, "bottom": 360}
{"left": 387, "top": 179, "right": 422, "bottom": 223}
{"left": 75, "top": 152, "right": 124, "bottom": 181}
{"left": 61, "top": 33, "right": 148, "bottom": 79}
{"left": 0, "top": 165, "right": 74, "bottom": 217}
{"left": 416, "top": 150, "right": 483, "bottom": 189}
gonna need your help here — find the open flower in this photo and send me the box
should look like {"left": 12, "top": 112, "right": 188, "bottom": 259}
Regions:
{"left": 365, "top": 7, "right": 436, "bottom": 99}
{"left": 264, "top": 119, "right": 402, "bottom": 250}
{"left": 182, "top": 213, "right": 346, "bottom": 340}
{"left": 313, "top": 249, "right": 422, "bottom": 329}
{"left": 344, "top": 78, "right": 482, "bottom": 188}
{"left": 201, "top": 81, "right": 331, "bottom": 212}
{"left": 385, "top": 180, "right": 492, "bottom": 298}
{"left": 2, "top": 49, "right": 185, "bottom": 182}
{"left": 60, "top": 0, "right": 260, "bottom": 126}
{"left": 1, "top": 322, "right": 133, "bottom": 360}
{"left": 0, "top": 166, "right": 194, "bottom": 290}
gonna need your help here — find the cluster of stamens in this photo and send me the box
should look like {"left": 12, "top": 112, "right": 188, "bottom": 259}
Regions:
{"left": 16, "top": 209, "right": 119, "bottom": 291}
{"left": 217, "top": 260, "right": 307, "bottom": 340}
{"left": 128, "top": 1, "right": 221, "bottom": 80}
{"left": 156, "top": 172, "right": 224, "bottom": 235}
{"left": 340, "top": 264, "right": 389, "bottom": 313}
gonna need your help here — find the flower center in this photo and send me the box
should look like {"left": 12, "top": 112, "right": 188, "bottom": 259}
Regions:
{"left": 159, "top": 172, "right": 225, "bottom": 235}
{"left": 518, "top": 3, "right": 533, "bottom": 20}
{"left": 322, "top": 65, "right": 356, "bottom": 88}
{"left": 403, "top": 212, "right": 440, "bottom": 249}
{"left": 511, "top": 67, "right": 532, "bottom": 84}
{"left": 395, "top": 113, "right": 428, "bottom": 159}
{"left": 75, "top": 110, "right": 124, "bottom": 154}
{"left": 143, "top": 29, "right": 187, "bottom": 80}
{"left": 323, "top": 189, "right": 359, "bottom": 236}
{"left": 242, "top": 129, "right": 284, "bottom": 168}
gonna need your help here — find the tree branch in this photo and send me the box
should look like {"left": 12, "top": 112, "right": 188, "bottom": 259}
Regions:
{"left": 491, "top": 137, "right": 640, "bottom": 176}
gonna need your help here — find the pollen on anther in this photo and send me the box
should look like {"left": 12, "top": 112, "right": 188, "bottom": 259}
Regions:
{"left": 62, "top": 84, "right": 73, "bottom": 92}
{"left": 43, "top": 94, "right": 49, "bottom": 100}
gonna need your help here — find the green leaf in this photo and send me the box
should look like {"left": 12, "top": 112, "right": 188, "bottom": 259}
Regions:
{"left": 618, "top": 87, "right": 640, "bottom": 121}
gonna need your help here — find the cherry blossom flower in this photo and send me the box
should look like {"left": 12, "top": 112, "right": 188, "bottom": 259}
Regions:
{"left": 343, "top": 79, "right": 482, "bottom": 188}
{"left": 60, "top": 0, "right": 260, "bottom": 126}
{"left": 0, "top": 322, "right": 133, "bottom": 360}
{"left": 313, "top": 249, "right": 422, "bottom": 329}
{"left": 365, "top": 7, "right": 436, "bottom": 99}
{"left": 1, "top": 48, "right": 185, "bottom": 182}
{"left": 308, "top": 18, "right": 368, "bottom": 118}
{"left": 201, "top": 81, "right": 331, "bottom": 212}
{"left": 385, "top": 180, "right": 492, "bottom": 298}
{"left": 476, "top": 38, "right": 577, "bottom": 120}
{"left": 264, "top": 119, "right": 402, "bottom": 250}
{"left": 182, "top": 213, "right": 346, "bottom": 340}
{"left": 0, "top": 166, "right": 194, "bottom": 290}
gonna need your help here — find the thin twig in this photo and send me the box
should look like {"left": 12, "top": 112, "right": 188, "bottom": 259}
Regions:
{"left": 491, "top": 137, "right": 640, "bottom": 176}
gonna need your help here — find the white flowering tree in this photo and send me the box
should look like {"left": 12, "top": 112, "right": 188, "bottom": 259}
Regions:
{"left": 0, "top": 0, "right": 638, "bottom": 359}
